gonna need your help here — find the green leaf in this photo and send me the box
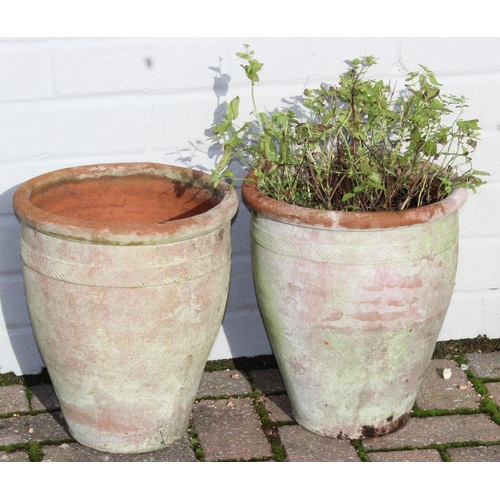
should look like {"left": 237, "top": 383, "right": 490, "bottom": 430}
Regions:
{"left": 342, "top": 192, "right": 356, "bottom": 202}
{"left": 272, "top": 111, "right": 290, "bottom": 128}
{"left": 422, "top": 141, "right": 437, "bottom": 156}
{"left": 241, "top": 59, "right": 264, "bottom": 83}
{"left": 419, "top": 65, "right": 441, "bottom": 86}
{"left": 369, "top": 171, "right": 383, "bottom": 186}
{"left": 422, "top": 87, "right": 440, "bottom": 101}
{"left": 227, "top": 96, "right": 240, "bottom": 120}
{"left": 368, "top": 180, "right": 385, "bottom": 190}
{"left": 224, "top": 136, "right": 242, "bottom": 149}
{"left": 457, "top": 119, "right": 481, "bottom": 133}
{"left": 217, "top": 151, "right": 231, "bottom": 170}
{"left": 430, "top": 99, "right": 449, "bottom": 111}
{"left": 212, "top": 120, "right": 231, "bottom": 135}
{"left": 436, "top": 128, "right": 449, "bottom": 144}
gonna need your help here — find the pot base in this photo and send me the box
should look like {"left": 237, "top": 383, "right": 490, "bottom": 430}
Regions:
{"left": 298, "top": 412, "right": 410, "bottom": 440}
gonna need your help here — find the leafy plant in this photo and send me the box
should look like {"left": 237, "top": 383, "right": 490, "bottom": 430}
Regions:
{"left": 211, "top": 45, "right": 488, "bottom": 212}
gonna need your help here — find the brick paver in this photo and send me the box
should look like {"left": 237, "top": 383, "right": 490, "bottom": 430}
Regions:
{"left": 485, "top": 381, "right": 500, "bottom": 407}
{"left": 0, "top": 386, "right": 29, "bottom": 414}
{"left": 0, "top": 412, "right": 71, "bottom": 446}
{"left": 363, "top": 414, "right": 500, "bottom": 450}
{"left": 465, "top": 352, "right": 500, "bottom": 378}
{"left": 447, "top": 445, "right": 500, "bottom": 462}
{"left": 196, "top": 370, "right": 252, "bottom": 398}
{"left": 191, "top": 398, "right": 272, "bottom": 461}
{"left": 30, "top": 384, "right": 60, "bottom": 411}
{"left": 42, "top": 436, "right": 196, "bottom": 462}
{"left": 367, "top": 449, "right": 443, "bottom": 462}
{"left": 0, "top": 450, "right": 30, "bottom": 462}
{"left": 279, "top": 425, "right": 360, "bottom": 462}
{"left": 249, "top": 369, "right": 286, "bottom": 394}
{"left": 416, "top": 359, "right": 481, "bottom": 410}
{"left": 263, "top": 395, "right": 294, "bottom": 422}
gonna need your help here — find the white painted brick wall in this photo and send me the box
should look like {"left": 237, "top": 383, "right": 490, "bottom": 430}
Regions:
{"left": 1, "top": 37, "right": 499, "bottom": 375}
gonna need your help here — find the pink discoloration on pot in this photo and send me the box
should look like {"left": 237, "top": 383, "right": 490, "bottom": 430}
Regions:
{"left": 242, "top": 176, "right": 466, "bottom": 439}
{"left": 13, "top": 163, "right": 238, "bottom": 453}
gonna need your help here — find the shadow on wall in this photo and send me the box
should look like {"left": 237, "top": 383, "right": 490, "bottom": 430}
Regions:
{"left": 0, "top": 184, "right": 44, "bottom": 376}
{"left": 164, "top": 59, "right": 231, "bottom": 177}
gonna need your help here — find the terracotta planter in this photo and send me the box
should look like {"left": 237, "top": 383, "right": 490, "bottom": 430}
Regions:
{"left": 242, "top": 175, "right": 467, "bottom": 439}
{"left": 13, "top": 163, "right": 238, "bottom": 453}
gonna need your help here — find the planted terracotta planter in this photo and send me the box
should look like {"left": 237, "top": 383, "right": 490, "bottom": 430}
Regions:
{"left": 242, "top": 175, "right": 467, "bottom": 439}
{"left": 13, "top": 163, "right": 238, "bottom": 453}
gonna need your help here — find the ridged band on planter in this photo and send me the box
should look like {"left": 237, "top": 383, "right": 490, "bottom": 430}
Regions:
{"left": 13, "top": 163, "right": 239, "bottom": 453}
{"left": 242, "top": 175, "right": 467, "bottom": 440}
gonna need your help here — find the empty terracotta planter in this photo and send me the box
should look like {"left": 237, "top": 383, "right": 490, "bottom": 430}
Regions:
{"left": 13, "top": 163, "right": 238, "bottom": 453}
{"left": 243, "top": 174, "right": 467, "bottom": 439}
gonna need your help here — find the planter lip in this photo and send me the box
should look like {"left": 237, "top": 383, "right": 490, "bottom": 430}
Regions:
{"left": 13, "top": 162, "right": 239, "bottom": 245}
{"left": 241, "top": 172, "right": 468, "bottom": 230}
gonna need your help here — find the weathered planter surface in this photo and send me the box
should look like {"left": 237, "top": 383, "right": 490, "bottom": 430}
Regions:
{"left": 13, "top": 163, "right": 238, "bottom": 453}
{"left": 242, "top": 177, "right": 467, "bottom": 439}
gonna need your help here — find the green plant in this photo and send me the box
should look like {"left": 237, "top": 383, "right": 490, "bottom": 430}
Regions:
{"left": 212, "top": 45, "right": 488, "bottom": 212}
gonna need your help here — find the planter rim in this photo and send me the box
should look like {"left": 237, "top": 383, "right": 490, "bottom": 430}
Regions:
{"left": 13, "top": 162, "right": 239, "bottom": 245}
{"left": 241, "top": 172, "right": 468, "bottom": 230}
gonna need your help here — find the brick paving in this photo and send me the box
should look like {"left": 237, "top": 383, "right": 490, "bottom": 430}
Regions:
{"left": 415, "top": 359, "right": 481, "bottom": 410}
{"left": 42, "top": 437, "right": 197, "bottom": 462}
{"left": 0, "top": 351, "right": 499, "bottom": 462}
{"left": 278, "top": 425, "right": 361, "bottom": 462}
{"left": 367, "top": 449, "right": 443, "bottom": 462}
{"left": 485, "top": 382, "right": 500, "bottom": 406}
{"left": 192, "top": 398, "right": 272, "bottom": 461}
{"left": 465, "top": 352, "right": 500, "bottom": 378}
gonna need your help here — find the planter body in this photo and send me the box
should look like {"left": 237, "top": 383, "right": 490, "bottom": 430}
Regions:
{"left": 242, "top": 178, "right": 467, "bottom": 439}
{"left": 13, "top": 163, "right": 238, "bottom": 453}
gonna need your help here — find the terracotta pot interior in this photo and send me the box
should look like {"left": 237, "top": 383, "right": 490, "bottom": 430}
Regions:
{"left": 29, "top": 174, "right": 220, "bottom": 224}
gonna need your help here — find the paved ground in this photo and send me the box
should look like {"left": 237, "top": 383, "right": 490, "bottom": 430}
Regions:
{"left": 1, "top": 351, "right": 499, "bottom": 462}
